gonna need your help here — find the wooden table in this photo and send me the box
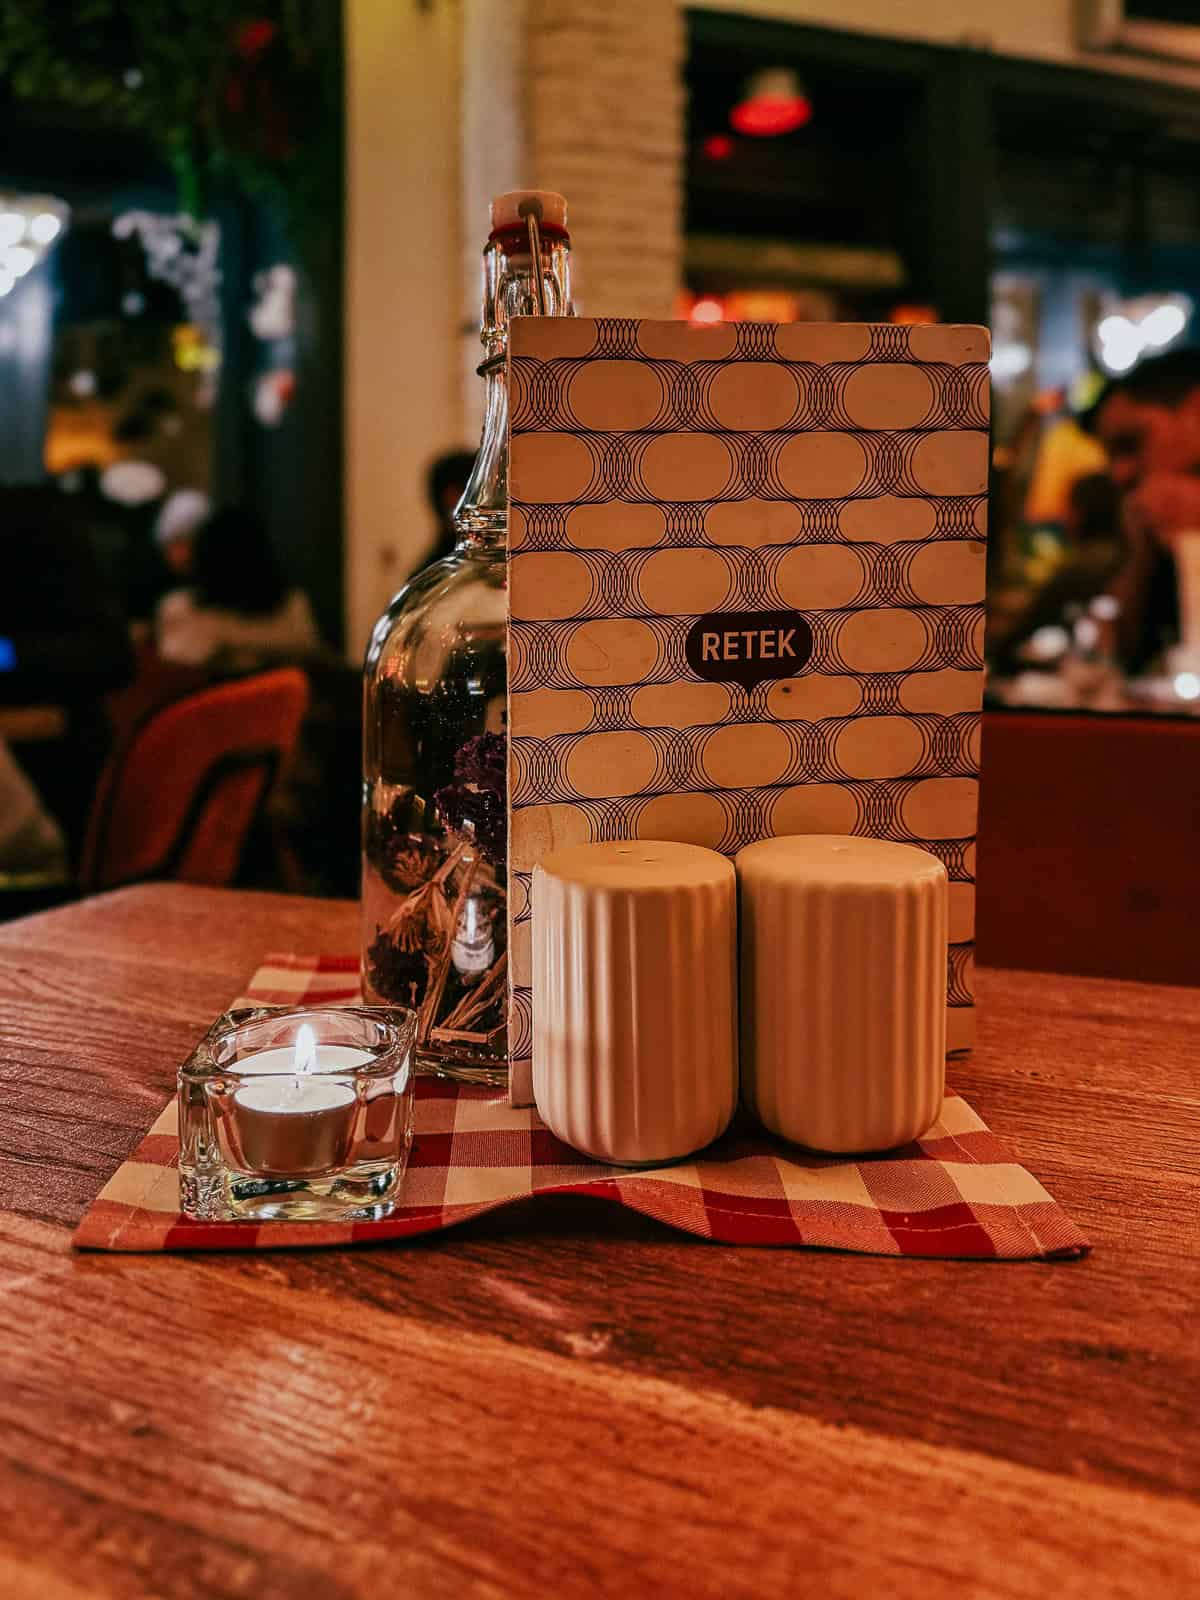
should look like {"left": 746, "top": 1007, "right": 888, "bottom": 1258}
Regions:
{"left": 1, "top": 885, "right": 1197, "bottom": 1599}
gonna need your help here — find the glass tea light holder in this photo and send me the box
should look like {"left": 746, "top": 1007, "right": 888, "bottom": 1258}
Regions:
{"left": 179, "top": 1006, "right": 415, "bottom": 1223}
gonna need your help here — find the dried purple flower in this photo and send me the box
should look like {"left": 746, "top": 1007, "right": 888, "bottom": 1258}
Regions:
{"left": 454, "top": 732, "right": 505, "bottom": 795}
{"left": 434, "top": 731, "right": 508, "bottom": 867}
{"left": 434, "top": 781, "right": 506, "bottom": 867}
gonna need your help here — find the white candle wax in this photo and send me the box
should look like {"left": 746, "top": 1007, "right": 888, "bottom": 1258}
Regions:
{"left": 222, "top": 1028, "right": 371, "bottom": 1176}
{"left": 233, "top": 1077, "right": 356, "bottom": 1116}
{"left": 235, "top": 1043, "right": 374, "bottom": 1082}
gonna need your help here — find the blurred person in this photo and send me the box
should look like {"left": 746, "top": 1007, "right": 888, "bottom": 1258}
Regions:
{"left": 0, "top": 737, "right": 67, "bottom": 878}
{"left": 991, "top": 473, "right": 1123, "bottom": 674}
{"left": 57, "top": 463, "right": 170, "bottom": 627}
{"left": 156, "top": 506, "right": 321, "bottom": 670}
{"left": 1022, "top": 399, "right": 1109, "bottom": 528}
{"left": 417, "top": 449, "right": 476, "bottom": 572}
{"left": 57, "top": 462, "right": 125, "bottom": 581}
{"left": 1085, "top": 348, "right": 1200, "bottom": 672}
{"left": 0, "top": 483, "right": 136, "bottom": 855}
{"left": 92, "top": 458, "right": 179, "bottom": 623}
{"left": 154, "top": 487, "right": 211, "bottom": 581}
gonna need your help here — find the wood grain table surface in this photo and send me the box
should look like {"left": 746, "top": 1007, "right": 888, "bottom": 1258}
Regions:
{"left": 0, "top": 884, "right": 1197, "bottom": 1600}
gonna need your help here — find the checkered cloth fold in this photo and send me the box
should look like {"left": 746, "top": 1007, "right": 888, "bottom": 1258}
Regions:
{"left": 73, "top": 955, "right": 1089, "bottom": 1259}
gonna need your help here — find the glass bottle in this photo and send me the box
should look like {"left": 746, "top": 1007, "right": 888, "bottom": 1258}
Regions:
{"left": 361, "top": 190, "right": 573, "bottom": 1086}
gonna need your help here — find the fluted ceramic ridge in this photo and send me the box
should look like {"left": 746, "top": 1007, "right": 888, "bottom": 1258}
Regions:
{"left": 738, "top": 835, "right": 947, "bottom": 1154}
{"left": 532, "top": 840, "right": 738, "bottom": 1165}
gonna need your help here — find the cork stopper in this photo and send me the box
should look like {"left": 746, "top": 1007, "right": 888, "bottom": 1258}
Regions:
{"left": 490, "top": 189, "right": 568, "bottom": 231}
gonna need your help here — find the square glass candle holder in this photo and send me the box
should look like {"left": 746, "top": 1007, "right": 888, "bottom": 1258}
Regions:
{"left": 179, "top": 1005, "right": 415, "bottom": 1224}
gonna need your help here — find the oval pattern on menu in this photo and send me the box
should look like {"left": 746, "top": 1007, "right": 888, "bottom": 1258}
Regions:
{"left": 969, "top": 610, "right": 986, "bottom": 663}
{"left": 632, "top": 680, "right": 730, "bottom": 730}
{"left": 839, "top": 494, "right": 937, "bottom": 544}
{"left": 702, "top": 723, "right": 790, "bottom": 789}
{"left": 769, "top": 782, "right": 859, "bottom": 836}
{"left": 949, "top": 882, "right": 975, "bottom": 943}
{"left": 899, "top": 669, "right": 980, "bottom": 716}
{"left": 837, "top": 609, "right": 927, "bottom": 672}
{"left": 637, "top": 791, "right": 727, "bottom": 850}
{"left": 834, "top": 716, "right": 924, "bottom": 779}
{"left": 510, "top": 802, "right": 591, "bottom": 873}
{"left": 509, "top": 918, "right": 533, "bottom": 988}
{"left": 566, "top": 502, "right": 667, "bottom": 551}
{"left": 566, "top": 731, "right": 659, "bottom": 799}
{"left": 511, "top": 687, "right": 594, "bottom": 738}
{"left": 841, "top": 363, "right": 935, "bottom": 430}
{"left": 909, "top": 431, "right": 989, "bottom": 496}
{"left": 638, "top": 548, "right": 732, "bottom": 614}
{"left": 908, "top": 540, "right": 986, "bottom": 604}
{"left": 775, "top": 545, "right": 863, "bottom": 610}
{"left": 636, "top": 322, "right": 738, "bottom": 361}
{"left": 767, "top": 675, "right": 861, "bottom": 722}
{"left": 514, "top": 318, "right": 598, "bottom": 360}
{"left": 568, "top": 360, "right": 665, "bottom": 431}
{"left": 640, "top": 433, "right": 733, "bottom": 502}
{"left": 704, "top": 498, "right": 802, "bottom": 549}
{"left": 510, "top": 872, "right": 530, "bottom": 922}
{"left": 509, "top": 432, "right": 594, "bottom": 503}
{"left": 774, "top": 323, "right": 872, "bottom": 363}
{"left": 902, "top": 776, "right": 978, "bottom": 839}
{"left": 510, "top": 552, "right": 595, "bottom": 620}
{"left": 907, "top": 323, "right": 989, "bottom": 365}
{"left": 707, "top": 363, "right": 800, "bottom": 431}
{"left": 776, "top": 432, "right": 867, "bottom": 499}
{"left": 565, "top": 619, "right": 661, "bottom": 687}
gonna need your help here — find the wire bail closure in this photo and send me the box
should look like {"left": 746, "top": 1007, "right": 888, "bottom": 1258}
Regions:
{"left": 524, "top": 207, "right": 547, "bottom": 316}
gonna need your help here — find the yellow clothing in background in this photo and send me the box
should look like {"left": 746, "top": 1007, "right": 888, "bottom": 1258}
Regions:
{"left": 1023, "top": 418, "right": 1108, "bottom": 527}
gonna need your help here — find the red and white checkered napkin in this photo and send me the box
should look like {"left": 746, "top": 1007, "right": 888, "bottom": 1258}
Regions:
{"left": 73, "top": 954, "right": 1089, "bottom": 1259}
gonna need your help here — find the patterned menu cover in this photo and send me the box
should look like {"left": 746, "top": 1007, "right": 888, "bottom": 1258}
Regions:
{"left": 506, "top": 319, "right": 990, "bottom": 1105}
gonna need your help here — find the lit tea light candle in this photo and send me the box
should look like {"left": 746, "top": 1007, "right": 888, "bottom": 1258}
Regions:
{"left": 220, "top": 1024, "right": 369, "bottom": 1178}
{"left": 181, "top": 1006, "right": 416, "bottom": 1222}
{"left": 235, "top": 1024, "right": 374, "bottom": 1078}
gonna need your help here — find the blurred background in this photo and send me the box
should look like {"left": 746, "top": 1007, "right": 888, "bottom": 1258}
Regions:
{"left": 3, "top": 0, "right": 1200, "bottom": 984}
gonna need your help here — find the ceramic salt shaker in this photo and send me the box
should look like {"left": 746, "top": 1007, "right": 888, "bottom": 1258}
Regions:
{"left": 737, "top": 835, "right": 948, "bottom": 1154}
{"left": 532, "top": 840, "right": 738, "bottom": 1165}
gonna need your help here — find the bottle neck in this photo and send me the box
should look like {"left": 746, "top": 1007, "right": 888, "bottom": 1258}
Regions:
{"left": 453, "top": 228, "right": 572, "bottom": 551}
{"left": 454, "top": 362, "right": 508, "bottom": 550}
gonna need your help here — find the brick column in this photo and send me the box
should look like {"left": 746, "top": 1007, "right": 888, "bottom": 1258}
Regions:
{"left": 460, "top": 0, "right": 684, "bottom": 423}
{"left": 525, "top": 0, "right": 685, "bottom": 318}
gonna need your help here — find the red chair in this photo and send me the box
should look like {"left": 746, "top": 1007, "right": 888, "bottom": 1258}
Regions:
{"left": 104, "top": 637, "right": 211, "bottom": 752}
{"left": 80, "top": 669, "right": 309, "bottom": 891}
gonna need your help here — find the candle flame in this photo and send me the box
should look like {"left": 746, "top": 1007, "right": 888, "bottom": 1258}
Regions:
{"left": 294, "top": 1023, "right": 317, "bottom": 1075}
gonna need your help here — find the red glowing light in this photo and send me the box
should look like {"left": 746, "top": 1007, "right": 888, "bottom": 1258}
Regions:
{"left": 702, "top": 133, "right": 735, "bottom": 161}
{"left": 691, "top": 298, "right": 725, "bottom": 325}
{"left": 730, "top": 94, "right": 811, "bottom": 136}
{"left": 730, "top": 67, "right": 812, "bottom": 138}
{"left": 889, "top": 303, "right": 938, "bottom": 327}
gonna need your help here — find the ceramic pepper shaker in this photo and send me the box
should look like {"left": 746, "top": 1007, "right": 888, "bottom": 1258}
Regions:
{"left": 737, "top": 834, "right": 948, "bottom": 1153}
{"left": 532, "top": 840, "right": 738, "bottom": 1165}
